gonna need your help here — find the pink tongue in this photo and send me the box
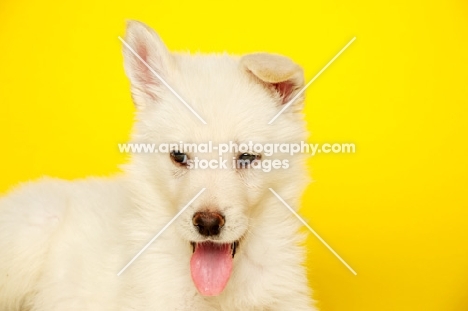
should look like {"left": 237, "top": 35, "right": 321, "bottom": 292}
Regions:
{"left": 190, "top": 242, "right": 233, "bottom": 296}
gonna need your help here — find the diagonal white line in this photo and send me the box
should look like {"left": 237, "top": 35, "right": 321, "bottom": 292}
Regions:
{"left": 118, "top": 36, "right": 207, "bottom": 125}
{"left": 117, "top": 188, "right": 206, "bottom": 276}
{"left": 268, "top": 37, "right": 356, "bottom": 124}
{"left": 269, "top": 188, "right": 357, "bottom": 275}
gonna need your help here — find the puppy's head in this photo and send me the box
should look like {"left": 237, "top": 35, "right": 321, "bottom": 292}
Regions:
{"left": 123, "top": 20, "right": 309, "bottom": 296}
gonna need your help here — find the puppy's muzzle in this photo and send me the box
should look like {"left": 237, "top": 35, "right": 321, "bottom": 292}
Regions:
{"left": 192, "top": 211, "right": 225, "bottom": 237}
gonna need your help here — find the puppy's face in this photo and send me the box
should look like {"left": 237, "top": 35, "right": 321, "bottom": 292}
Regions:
{"left": 123, "top": 21, "right": 308, "bottom": 296}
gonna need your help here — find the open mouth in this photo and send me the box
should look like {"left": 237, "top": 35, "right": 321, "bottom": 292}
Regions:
{"left": 189, "top": 241, "right": 239, "bottom": 296}
{"left": 190, "top": 241, "right": 239, "bottom": 257}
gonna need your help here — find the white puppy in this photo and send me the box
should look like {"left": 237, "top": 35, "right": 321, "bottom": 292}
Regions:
{"left": 0, "top": 21, "right": 317, "bottom": 310}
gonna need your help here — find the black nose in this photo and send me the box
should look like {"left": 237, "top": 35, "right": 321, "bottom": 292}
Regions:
{"left": 192, "top": 211, "right": 225, "bottom": 236}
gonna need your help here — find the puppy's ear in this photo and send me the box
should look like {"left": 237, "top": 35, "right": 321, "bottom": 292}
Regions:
{"left": 240, "top": 53, "right": 304, "bottom": 107}
{"left": 123, "top": 20, "right": 173, "bottom": 108}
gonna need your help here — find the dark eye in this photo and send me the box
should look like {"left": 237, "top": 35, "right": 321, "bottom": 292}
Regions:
{"left": 170, "top": 150, "right": 188, "bottom": 165}
{"left": 238, "top": 153, "right": 258, "bottom": 162}
{"left": 237, "top": 153, "right": 261, "bottom": 168}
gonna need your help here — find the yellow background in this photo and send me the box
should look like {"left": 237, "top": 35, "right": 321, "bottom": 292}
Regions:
{"left": 1, "top": 1, "right": 467, "bottom": 310}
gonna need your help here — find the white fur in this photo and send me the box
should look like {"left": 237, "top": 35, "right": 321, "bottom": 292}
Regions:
{"left": 0, "top": 21, "right": 317, "bottom": 310}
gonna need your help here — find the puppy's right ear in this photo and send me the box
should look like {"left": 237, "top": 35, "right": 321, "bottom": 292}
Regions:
{"left": 122, "top": 20, "right": 173, "bottom": 108}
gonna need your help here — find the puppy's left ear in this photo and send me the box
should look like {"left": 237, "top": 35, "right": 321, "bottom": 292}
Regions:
{"left": 240, "top": 53, "right": 304, "bottom": 107}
